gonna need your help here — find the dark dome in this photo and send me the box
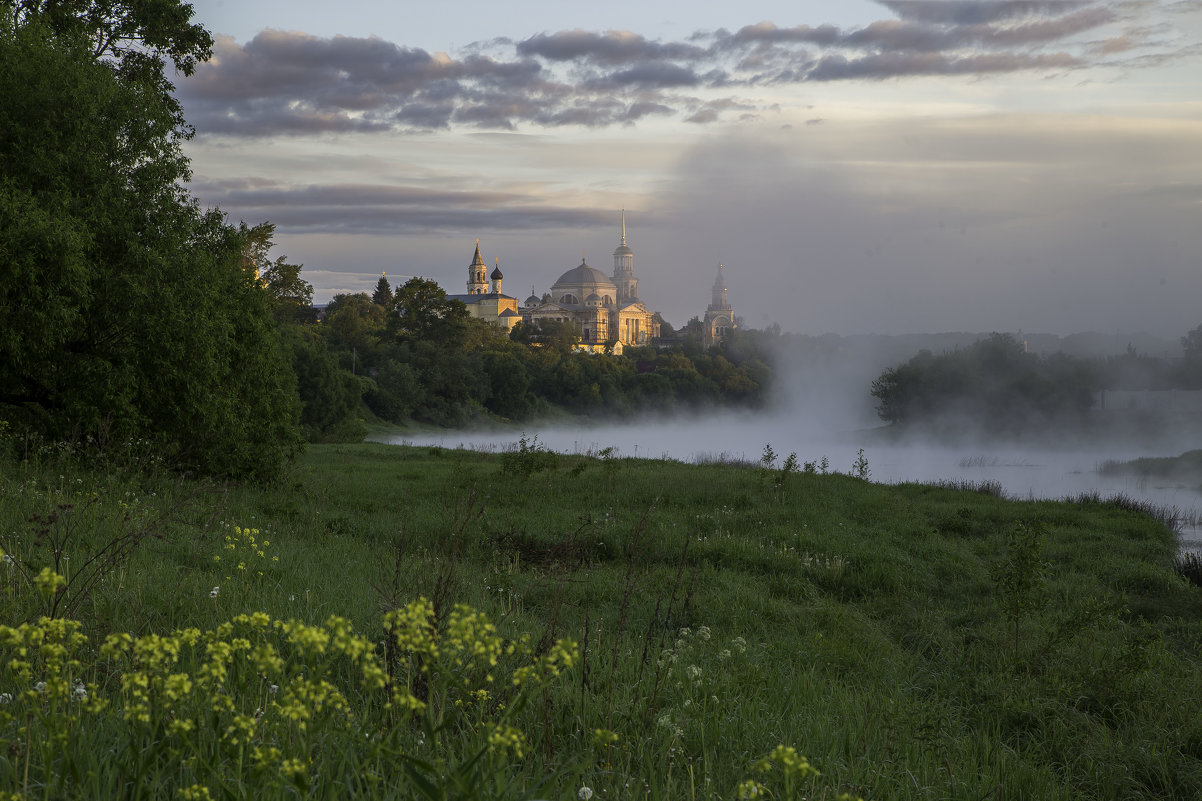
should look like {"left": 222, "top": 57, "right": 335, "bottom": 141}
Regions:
{"left": 490, "top": 265, "right": 503, "bottom": 280}
{"left": 552, "top": 259, "right": 616, "bottom": 290}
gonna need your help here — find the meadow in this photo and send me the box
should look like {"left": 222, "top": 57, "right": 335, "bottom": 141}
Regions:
{"left": 2, "top": 440, "right": 1200, "bottom": 800}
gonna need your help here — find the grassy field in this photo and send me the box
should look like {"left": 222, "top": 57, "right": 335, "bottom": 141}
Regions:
{"left": 2, "top": 441, "right": 1201, "bottom": 800}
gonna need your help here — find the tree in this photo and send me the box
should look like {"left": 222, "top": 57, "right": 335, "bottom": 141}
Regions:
{"left": 261, "top": 257, "right": 315, "bottom": 324}
{"left": 372, "top": 274, "right": 393, "bottom": 307}
{"left": 5, "top": 0, "right": 213, "bottom": 133}
{"left": 389, "top": 278, "right": 470, "bottom": 345}
{"left": 1182, "top": 323, "right": 1202, "bottom": 389}
{"left": 0, "top": 12, "right": 301, "bottom": 479}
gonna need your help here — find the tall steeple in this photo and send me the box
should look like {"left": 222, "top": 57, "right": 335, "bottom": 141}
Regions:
{"left": 467, "top": 239, "right": 489, "bottom": 294}
{"left": 703, "top": 263, "right": 735, "bottom": 348}
{"left": 612, "top": 208, "right": 637, "bottom": 302}
{"left": 709, "top": 263, "right": 730, "bottom": 311}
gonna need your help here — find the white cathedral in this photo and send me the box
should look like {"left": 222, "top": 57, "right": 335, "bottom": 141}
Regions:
{"left": 448, "top": 213, "right": 733, "bottom": 352}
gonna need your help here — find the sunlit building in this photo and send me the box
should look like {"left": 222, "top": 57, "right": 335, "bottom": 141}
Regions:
{"left": 455, "top": 213, "right": 660, "bottom": 352}
{"left": 445, "top": 241, "right": 524, "bottom": 332}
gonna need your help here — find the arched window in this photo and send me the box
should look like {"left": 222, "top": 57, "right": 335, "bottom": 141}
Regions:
{"left": 560, "top": 294, "right": 578, "bottom": 305}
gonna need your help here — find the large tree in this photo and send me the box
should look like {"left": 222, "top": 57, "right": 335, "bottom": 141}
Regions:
{"left": 0, "top": 10, "right": 301, "bottom": 479}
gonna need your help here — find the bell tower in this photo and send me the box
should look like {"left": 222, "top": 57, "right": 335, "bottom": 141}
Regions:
{"left": 467, "top": 240, "right": 489, "bottom": 294}
{"left": 612, "top": 209, "right": 638, "bottom": 302}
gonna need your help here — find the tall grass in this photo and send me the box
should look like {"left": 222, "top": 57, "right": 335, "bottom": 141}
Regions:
{"left": 1, "top": 442, "right": 1201, "bottom": 799}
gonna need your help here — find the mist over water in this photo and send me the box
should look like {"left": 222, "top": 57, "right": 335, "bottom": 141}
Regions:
{"left": 380, "top": 336, "right": 1202, "bottom": 553}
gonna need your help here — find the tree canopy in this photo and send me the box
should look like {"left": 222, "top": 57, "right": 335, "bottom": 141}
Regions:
{"left": 0, "top": 7, "right": 301, "bottom": 479}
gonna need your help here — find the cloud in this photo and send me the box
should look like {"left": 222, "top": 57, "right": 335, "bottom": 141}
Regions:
{"left": 514, "top": 29, "right": 708, "bottom": 64}
{"left": 192, "top": 179, "right": 615, "bottom": 234}
{"left": 176, "top": 2, "right": 1197, "bottom": 137}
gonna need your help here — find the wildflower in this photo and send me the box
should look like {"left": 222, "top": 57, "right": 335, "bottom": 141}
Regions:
{"left": 591, "top": 727, "right": 619, "bottom": 748}
{"left": 736, "top": 779, "right": 767, "bottom": 800}
{"left": 34, "top": 682, "right": 46, "bottom": 693}
{"left": 578, "top": 787, "right": 595, "bottom": 801}
{"left": 1, "top": 553, "right": 14, "bottom": 566}
{"left": 486, "top": 723, "right": 526, "bottom": 758}
{"left": 33, "top": 567, "right": 66, "bottom": 598}
{"left": 209, "top": 586, "right": 220, "bottom": 599}
{"left": 72, "top": 681, "right": 88, "bottom": 701}
{"left": 686, "top": 664, "right": 703, "bottom": 681}
{"left": 0, "top": 693, "right": 11, "bottom": 703}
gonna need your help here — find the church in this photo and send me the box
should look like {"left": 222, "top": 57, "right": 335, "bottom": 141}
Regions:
{"left": 447, "top": 213, "right": 662, "bottom": 354}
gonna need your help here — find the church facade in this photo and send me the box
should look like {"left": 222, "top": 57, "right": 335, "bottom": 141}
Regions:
{"left": 451, "top": 214, "right": 660, "bottom": 353}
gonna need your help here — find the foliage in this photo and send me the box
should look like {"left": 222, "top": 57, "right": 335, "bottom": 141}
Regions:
{"left": 4, "top": 0, "right": 213, "bottom": 135}
{"left": 390, "top": 277, "right": 471, "bottom": 345}
{"left": 991, "top": 518, "right": 1050, "bottom": 658}
{"left": 499, "top": 434, "right": 558, "bottom": 477}
{"left": 1182, "top": 323, "right": 1202, "bottom": 389}
{"left": 870, "top": 333, "right": 1097, "bottom": 432}
{"left": 0, "top": 17, "right": 301, "bottom": 480}
{"left": 371, "top": 274, "right": 393, "bottom": 307}
{"left": 280, "top": 326, "right": 363, "bottom": 442}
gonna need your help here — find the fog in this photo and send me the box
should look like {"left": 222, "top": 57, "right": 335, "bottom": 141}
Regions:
{"left": 379, "top": 333, "right": 1202, "bottom": 553}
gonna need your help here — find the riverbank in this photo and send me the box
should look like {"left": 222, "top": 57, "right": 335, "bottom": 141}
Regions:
{"left": 2, "top": 443, "right": 1200, "bottom": 799}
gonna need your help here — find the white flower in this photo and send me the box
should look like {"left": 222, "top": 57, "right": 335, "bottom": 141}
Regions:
{"left": 577, "top": 787, "right": 594, "bottom": 801}
{"left": 2, "top": 554, "right": 14, "bottom": 566}
{"left": 269, "top": 684, "right": 279, "bottom": 696}
{"left": 72, "top": 682, "right": 87, "bottom": 701}
{"left": 0, "top": 693, "right": 12, "bottom": 704}
{"left": 209, "top": 586, "right": 220, "bottom": 598}
{"left": 33, "top": 682, "right": 46, "bottom": 693}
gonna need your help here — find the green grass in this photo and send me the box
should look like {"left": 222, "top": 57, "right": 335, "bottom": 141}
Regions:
{"left": 2, "top": 442, "right": 1201, "bottom": 800}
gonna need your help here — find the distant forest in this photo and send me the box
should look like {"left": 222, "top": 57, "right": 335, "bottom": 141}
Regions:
{"left": 869, "top": 328, "right": 1202, "bottom": 434}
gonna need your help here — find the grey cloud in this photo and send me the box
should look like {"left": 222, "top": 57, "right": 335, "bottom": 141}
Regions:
{"left": 584, "top": 62, "right": 702, "bottom": 90}
{"left": 515, "top": 29, "right": 708, "bottom": 64}
{"left": 177, "top": 2, "right": 1182, "bottom": 136}
{"left": 877, "top": 1, "right": 1095, "bottom": 25}
{"left": 195, "top": 180, "right": 613, "bottom": 234}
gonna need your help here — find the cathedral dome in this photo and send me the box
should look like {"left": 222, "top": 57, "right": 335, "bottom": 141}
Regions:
{"left": 553, "top": 259, "right": 615, "bottom": 290}
{"left": 551, "top": 259, "right": 618, "bottom": 307}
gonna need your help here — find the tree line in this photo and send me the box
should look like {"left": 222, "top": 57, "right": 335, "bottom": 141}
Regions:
{"left": 870, "top": 328, "right": 1202, "bottom": 433}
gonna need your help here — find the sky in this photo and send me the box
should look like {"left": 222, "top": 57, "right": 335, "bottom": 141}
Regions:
{"left": 177, "top": 0, "right": 1202, "bottom": 337}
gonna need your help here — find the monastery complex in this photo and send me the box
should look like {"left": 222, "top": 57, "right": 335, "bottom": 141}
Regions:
{"left": 445, "top": 213, "right": 736, "bottom": 353}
